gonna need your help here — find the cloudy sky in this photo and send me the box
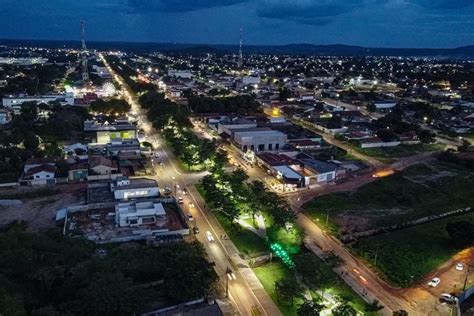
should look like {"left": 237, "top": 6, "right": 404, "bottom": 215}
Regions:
{"left": 0, "top": 0, "right": 472, "bottom": 48}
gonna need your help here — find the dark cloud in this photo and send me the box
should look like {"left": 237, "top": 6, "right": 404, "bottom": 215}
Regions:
{"left": 408, "top": 0, "right": 473, "bottom": 10}
{"left": 257, "top": 0, "right": 364, "bottom": 26}
{"left": 127, "top": 0, "right": 247, "bottom": 13}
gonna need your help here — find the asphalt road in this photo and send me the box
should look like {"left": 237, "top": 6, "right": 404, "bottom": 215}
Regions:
{"left": 103, "top": 54, "right": 279, "bottom": 316}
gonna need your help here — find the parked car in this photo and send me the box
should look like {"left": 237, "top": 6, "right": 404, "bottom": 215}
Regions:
{"left": 163, "top": 187, "right": 172, "bottom": 195}
{"left": 456, "top": 263, "right": 464, "bottom": 271}
{"left": 178, "top": 196, "right": 183, "bottom": 204}
{"left": 440, "top": 293, "right": 458, "bottom": 304}
{"left": 193, "top": 226, "right": 199, "bottom": 234}
{"left": 428, "top": 277, "right": 441, "bottom": 287}
{"left": 206, "top": 231, "right": 214, "bottom": 242}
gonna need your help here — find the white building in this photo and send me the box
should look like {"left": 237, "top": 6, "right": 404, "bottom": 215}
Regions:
{"left": 168, "top": 69, "right": 193, "bottom": 79}
{"left": 22, "top": 158, "right": 57, "bottom": 185}
{"left": 242, "top": 75, "right": 261, "bottom": 86}
{"left": 115, "top": 201, "right": 167, "bottom": 227}
{"left": 233, "top": 128, "right": 287, "bottom": 152}
{"left": 111, "top": 177, "right": 160, "bottom": 200}
{"left": 3, "top": 93, "right": 75, "bottom": 113}
{"left": 374, "top": 101, "right": 397, "bottom": 110}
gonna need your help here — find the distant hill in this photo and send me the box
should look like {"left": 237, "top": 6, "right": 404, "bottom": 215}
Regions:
{"left": 0, "top": 39, "right": 473, "bottom": 58}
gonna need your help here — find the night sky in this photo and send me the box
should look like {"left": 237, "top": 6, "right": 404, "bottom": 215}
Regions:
{"left": 0, "top": 0, "right": 472, "bottom": 48}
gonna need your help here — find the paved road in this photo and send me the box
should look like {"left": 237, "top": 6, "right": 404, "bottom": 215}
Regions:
{"left": 102, "top": 54, "right": 280, "bottom": 316}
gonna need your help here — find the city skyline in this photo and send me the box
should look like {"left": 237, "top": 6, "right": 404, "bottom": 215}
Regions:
{"left": 0, "top": 0, "right": 473, "bottom": 48}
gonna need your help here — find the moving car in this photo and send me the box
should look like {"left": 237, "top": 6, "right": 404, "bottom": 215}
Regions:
{"left": 428, "top": 277, "right": 441, "bottom": 287}
{"left": 189, "top": 202, "right": 195, "bottom": 208}
{"left": 187, "top": 213, "right": 194, "bottom": 221}
{"left": 163, "top": 187, "right": 172, "bottom": 195}
{"left": 178, "top": 196, "right": 183, "bottom": 204}
{"left": 456, "top": 263, "right": 464, "bottom": 271}
{"left": 206, "top": 231, "right": 214, "bottom": 242}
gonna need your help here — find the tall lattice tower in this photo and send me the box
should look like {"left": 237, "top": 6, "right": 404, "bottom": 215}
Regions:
{"left": 238, "top": 27, "right": 243, "bottom": 68}
{"left": 80, "top": 21, "right": 89, "bottom": 83}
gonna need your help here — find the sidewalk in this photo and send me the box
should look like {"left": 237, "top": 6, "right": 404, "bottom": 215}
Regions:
{"left": 188, "top": 185, "right": 282, "bottom": 316}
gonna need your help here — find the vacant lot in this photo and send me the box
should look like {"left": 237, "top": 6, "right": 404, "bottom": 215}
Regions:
{"left": 359, "top": 143, "right": 444, "bottom": 160}
{"left": 304, "top": 162, "right": 474, "bottom": 235}
{"left": 351, "top": 213, "right": 474, "bottom": 287}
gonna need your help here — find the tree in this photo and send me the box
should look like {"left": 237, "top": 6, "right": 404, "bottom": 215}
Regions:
{"left": 274, "top": 276, "right": 303, "bottom": 306}
{"left": 365, "top": 299, "right": 384, "bottom": 312}
{"left": 279, "top": 87, "right": 292, "bottom": 101}
{"left": 366, "top": 103, "right": 376, "bottom": 113}
{"left": 294, "top": 252, "right": 335, "bottom": 295}
{"left": 446, "top": 221, "right": 474, "bottom": 248}
{"left": 332, "top": 303, "right": 357, "bottom": 316}
{"left": 23, "top": 132, "right": 39, "bottom": 152}
{"left": 297, "top": 299, "right": 324, "bottom": 316}
{"left": 417, "top": 129, "right": 434, "bottom": 144}
{"left": 458, "top": 139, "right": 471, "bottom": 152}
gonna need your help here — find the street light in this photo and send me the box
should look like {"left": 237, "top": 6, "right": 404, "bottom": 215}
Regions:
{"left": 225, "top": 267, "right": 236, "bottom": 298}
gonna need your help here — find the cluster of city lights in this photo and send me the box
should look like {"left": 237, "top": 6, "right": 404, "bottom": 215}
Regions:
{"left": 270, "top": 243, "right": 294, "bottom": 268}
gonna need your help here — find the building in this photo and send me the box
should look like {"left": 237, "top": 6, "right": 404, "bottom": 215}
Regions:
{"left": 22, "top": 158, "right": 57, "bottom": 185}
{"left": 115, "top": 201, "right": 167, "bottom": 227}
{"left": 0, "top": 107, "right": 12, "bottom": 124}
{"left": 111, "top": 177, "right": 159, "bottom": 200}
{"left": 84, "top": 120, "right": 137, "bottom": 144}
{"left": 242, "top": 75, "right": 260, "bottom": 86}
{"left": 300, "top": 158, "right": 337, "bottom": 183}
{"left": 216, "top": 118, "right": 257, "bottom": 135}
{"left": 88, "top": 155, "right": 119, "bottom": 180}
{"left": 2, "top": 93, "right": 75, "bottom": 112}
{"left": 168, "top": 69, "right": 193, "bottom": 79}
{"left": 68, "top": 162, "right": 89, "bottom": 182}
{"left": 374, "top": 101, "right": 397, "bottom": 110}
{"left": 233, "top": 129, "right": 287, "bottom": 152}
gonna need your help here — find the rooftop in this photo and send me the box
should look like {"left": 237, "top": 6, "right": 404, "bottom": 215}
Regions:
{"left": 300, "top": 158, "right": 337, "bottom": 174}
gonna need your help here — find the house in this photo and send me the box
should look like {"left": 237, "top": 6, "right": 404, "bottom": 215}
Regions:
{"left": 68, "top": 162, "right": 89, "bottom": 182}
{"left": 115, "top": 201, "right": 167, "bottom": 227}
{"left": 22, "top": 159, "right": 57, "bottom": 185}
{"left": 111, "top": 177, "right": 160, "bottom": 200}
{"left": 88, "top": 155, "right": 119, "bottom": 180}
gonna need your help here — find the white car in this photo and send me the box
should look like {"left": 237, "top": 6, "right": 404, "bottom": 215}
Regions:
{"left": 456, "top": 263, "right": 464, "bottom": 271}
{"left": 178, "top": 196, "right": 183, "bottom": 204}
{"left": 206, "top": 231, "right": 214, "bottom": 242}
{"left": 187, "top": 213, "right": 194, "bottom": 221}
{"left": 428, "top": 277, "right": 441, "bottom": 287}
{"left": 440, "top": 293, "right": 458, "bottom": 304}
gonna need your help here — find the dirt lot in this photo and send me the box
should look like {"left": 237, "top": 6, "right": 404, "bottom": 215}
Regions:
{"left": 0, "top": 185, "right": 86, "bottom": 232}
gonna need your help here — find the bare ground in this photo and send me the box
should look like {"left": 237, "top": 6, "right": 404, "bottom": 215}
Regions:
{"left": 0, "top": 192, "right": 84, "bottom": 232}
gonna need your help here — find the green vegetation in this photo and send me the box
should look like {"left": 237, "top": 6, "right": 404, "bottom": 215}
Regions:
{"left": 359, "top": 143, "right": 444, "bottom": 159}
{"left": 90, "top": 98, "right": 131, "bottom": 116}
{"left": 352, "top": 212, "right": 474, "bottom": 287}
{"left": 254, "top": 262, "right": 301, "bottom": 316}
{"left": 304, "top": 162, "right": 474, "bottom": 235}
{"left": 0, "top": 222, "right": 217, "bottom": 315}
{"left": 188, "top": 95, "right": 261, "bottom": 114}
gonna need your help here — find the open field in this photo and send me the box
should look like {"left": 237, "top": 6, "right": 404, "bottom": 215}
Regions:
{"left": 351, "top": 212, "right": 474, "bottom": 287}
{"left": 304, "top": 161, "right": 474, "bottom": 236}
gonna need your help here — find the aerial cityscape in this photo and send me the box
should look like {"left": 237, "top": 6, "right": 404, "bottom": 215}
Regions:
{"left": 0, "top": 1, "right": 473, "bottom": 316}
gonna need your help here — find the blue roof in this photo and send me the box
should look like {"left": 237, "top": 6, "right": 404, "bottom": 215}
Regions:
{"left": 300, "top": 158, "right": 337, "bottom": 173}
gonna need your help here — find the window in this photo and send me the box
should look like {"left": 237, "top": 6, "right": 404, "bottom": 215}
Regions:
{"left": 276, "top": 143, "right": 280, "bottom": 150}
{"left": 268, "top": 144, "right": 273, "bottom": 150}
{"left": 258, "top": 144, "right": 265, "bottom": 151}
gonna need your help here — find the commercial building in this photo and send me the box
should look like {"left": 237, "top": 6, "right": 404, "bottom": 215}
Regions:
{"left": 233, "top": 128, "right": 287, "bottom": 152}
{"left": 84, "top": 120, "right": 137, "bottom": 144}
{"left": 299, "top": 158, "right": 337, "bottom": 183}
{"left": 168, "top": 69, "right": 193, "bottom": 79}
{"left": 2, "top": 93, "right": 75, "bottom": 113}
{"left": 111, "top": 177, "right": 159, "bottom": 200}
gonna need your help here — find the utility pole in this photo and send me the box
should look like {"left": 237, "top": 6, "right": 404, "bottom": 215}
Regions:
{"left": 80, "top": 20, "right": 89, "bottom": 84}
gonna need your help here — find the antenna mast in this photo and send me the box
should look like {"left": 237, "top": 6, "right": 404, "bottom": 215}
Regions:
{"left": 238, "top": 27, "right": 243, "bottom": 68}
{"left": 81, "top": 20, "right": 89, "bottom": 83}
